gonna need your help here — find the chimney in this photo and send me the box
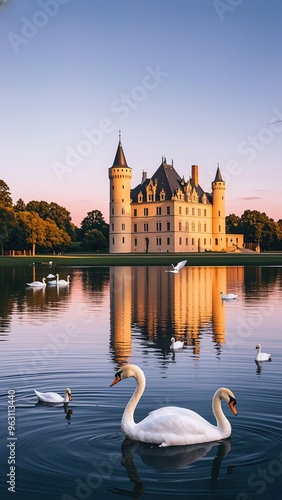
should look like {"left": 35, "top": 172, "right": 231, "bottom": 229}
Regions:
{"left": 191, "top": 165, "right": 198, "bottom": 187}
{"left": 141, "top": 171, "right": 147, "bottom": 184}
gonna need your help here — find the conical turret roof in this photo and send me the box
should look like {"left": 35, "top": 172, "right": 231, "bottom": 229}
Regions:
{"left": 112, "top": 141, "right": 128, "bottom": 167}
{"left": 214, "top": 166, "right": 223, "bottom": 182}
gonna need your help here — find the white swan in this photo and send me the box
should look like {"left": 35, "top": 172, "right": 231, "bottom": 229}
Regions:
{"left": 110, "top": 364, "right": 237, "bottom": 447}
{"left": 47, "top": 273, "right": 59, "bottom": 285}
{"left": 170, "top": 337, "right": 184, "bottom": 350}
{"left": 34, "top": 387, "right": 72, "bottom": 403}
{"left": 46, "top": 273, "right": 55, "bottom": 279}
{"left": 165, "top": 260, "right": 187, "bottom": 273}
{"left": 57, "top": 275, "right": 70, "bottom": 286}
{"left": 255, "top": 344, "right": 271, "bottom": 361}
{"left": 26, "top": 277, "right": 46, "bottom": 288}
{"left": 220, "top": 291, "right": 238, "bottom": 300}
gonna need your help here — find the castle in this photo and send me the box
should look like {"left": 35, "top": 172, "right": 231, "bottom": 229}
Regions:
{"left": 108, "top": 139, "right": 244, "bottom": 253}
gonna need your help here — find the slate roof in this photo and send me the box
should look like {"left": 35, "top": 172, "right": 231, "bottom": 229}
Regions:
{"left": 112, "top": 141, "right": 129, "bottom": 168}
{"left": 214, "top": 166, "right": 223, "bottom": 182}
{"left": 131, "top": 160, "right": 212, "bottom": 204}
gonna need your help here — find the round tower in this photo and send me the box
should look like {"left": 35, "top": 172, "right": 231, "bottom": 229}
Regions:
{"left": 108, "top": 138, "right": 132, "bottom": 253}
{"left": 212, "top": 166, "right": 226, "bottom": 251}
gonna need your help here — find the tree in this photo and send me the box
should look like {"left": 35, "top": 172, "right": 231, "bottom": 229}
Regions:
{"left": 16, "top": 211, "right": 46, "bottom": 256}
{"left": 0, "top": 180, "right": 13, "bottom": 208}
{"left": 25, "top": 200, "right": 76, "bottom": 241}
{"left": 226, "top": 210, "right": 282, "bottom": 251}
{"left": 14, "top": 198, "right": 26, "bottom": 212}
{"left": 80, "top": 229, "right": 107, "bottom": 252}
{"left": 225, "top": 213, "right": 241, "bottom": 234}
{"left": 0, "top": 206, "right": 16, "bottom": 254}
{"left": 80, "top": 210, "right": 109, "bottom": 240}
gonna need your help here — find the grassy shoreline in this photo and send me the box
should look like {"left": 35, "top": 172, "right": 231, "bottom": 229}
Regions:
{"left": 1, "top": 252, "right": 282, "bottom": 267}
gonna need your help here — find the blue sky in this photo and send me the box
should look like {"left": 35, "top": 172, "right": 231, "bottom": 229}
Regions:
{"left": 1, "top": 0, "right": 282, "bottom": 225}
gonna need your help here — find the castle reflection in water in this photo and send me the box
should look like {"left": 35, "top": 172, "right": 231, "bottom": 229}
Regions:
{"left": 110, "top": 266, "right": 244, "bottom": 365}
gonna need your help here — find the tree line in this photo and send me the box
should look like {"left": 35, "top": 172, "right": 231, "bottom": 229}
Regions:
{"left": 0, "top": 180, "right": 109, "bottom": 255}
{"left": 226, "top": 210, "right": 282, "bottom": 251}
{"left": 1, "top": 178, "right": 281, "bottom": 254}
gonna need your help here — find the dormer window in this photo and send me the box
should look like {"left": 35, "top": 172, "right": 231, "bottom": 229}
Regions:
{"left": 160, "top": 189, "right": 166, "bottom": 201}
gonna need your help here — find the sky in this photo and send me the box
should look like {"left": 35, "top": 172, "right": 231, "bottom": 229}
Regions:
{"left": 0, "top": 0, "right": 282, "bottom": 226}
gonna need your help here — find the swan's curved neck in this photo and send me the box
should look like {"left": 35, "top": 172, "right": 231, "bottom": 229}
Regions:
{"left": 121, "top": 371, "right": 146, "bottom": 433}
{"left": 212, "top": 390, "right": 231, "bottom": 433}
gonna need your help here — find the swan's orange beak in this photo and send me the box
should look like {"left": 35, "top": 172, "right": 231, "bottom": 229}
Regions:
{"left": 229, "top": 400, "right": 237, "bottom": 416}
{"left": 110, "top": 373, "right": 121, "bottom": 387}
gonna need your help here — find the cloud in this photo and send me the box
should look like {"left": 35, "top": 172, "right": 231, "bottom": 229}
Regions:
{"left": 239, "top": 196, "right": 263, "bottom": 200}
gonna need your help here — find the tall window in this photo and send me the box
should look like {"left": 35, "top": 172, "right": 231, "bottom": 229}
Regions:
{"left": 167, "top": 206, "right": 171, "bottom": 215}
{"left": 111, "top": 224, "right": 114, "bottom": 231}
{"left": 156, "top": 222, "right": 162, "bottom": 231}
{"left": 133, "top": 224, "right": 137, "bottom": 233}
{"left": 186, "top": 207, "right": 189, "bottom": 215}
{"left": 122, "top": 208, "right": 125, "bottom": 215}
{"left": 122, "top": 224, "right": 125, "bottom": 230}
{"left": 179, "top": 221, "right": 182, "bottom": 231}
{"left": 179, "top": 237, "right": 182, "bottom": 245}
{"left": 134, "top": 238, "right": 137, "bottom": 246}
{"left": 156, "top": 207, "right": 161, "bottom": 215}
{"left": 167, "top": 222, "right": 170, "bottom": 231}
{"left": 144, "top": 223, "right": 148, "bottom": 232}
{"left": 144, "top": 208, "right": 148, "bottom": 216}
{"left": 133, "top": 209, "right": 137, "bottom": 216}
{"left": 167, "top": 237, "right": 170, "bottom": 245}
{"left": 179, "top": 207, "right": 182, "bottom": 215}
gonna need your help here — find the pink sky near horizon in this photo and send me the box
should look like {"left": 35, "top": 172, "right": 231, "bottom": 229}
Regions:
{"left": 1, "top": 0, "right": 281, "bottom": 227}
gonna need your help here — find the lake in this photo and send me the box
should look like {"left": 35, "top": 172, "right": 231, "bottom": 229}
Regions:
{"left": 0, "top": 264, "right": 282, "bottom": 500}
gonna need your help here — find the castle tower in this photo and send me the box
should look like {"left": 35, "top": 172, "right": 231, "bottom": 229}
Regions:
{"left": 212, "top": 166, "right": 226, "bottom": 251}
{"left": 108, "top": 138, "right": 132, "bottom": 253}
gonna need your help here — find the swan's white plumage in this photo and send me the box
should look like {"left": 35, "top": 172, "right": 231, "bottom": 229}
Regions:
{"left": 34, "top": 388, "right": 72, "bottom": 403}
{"left": 58, "top": 275, "right": 70, "bottom": 285}
{"left": 170, "top": 337, "right": 184, "bottom": 350}
{"left": 165, "top": 260, "right": 187, "bottom": 273}
{"left": 26, "top": 277, "right": 46, "bottom": 287}
{"left": 110, "top": 364, "right": 237, "bottom": 447}
{"left": 255, "top": 344, "right": 271, "bottom": 361}
{"left": 220, "top": 291, "right": 238, "bottom": 300}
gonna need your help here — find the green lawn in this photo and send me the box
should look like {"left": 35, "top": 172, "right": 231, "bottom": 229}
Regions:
{"left": 1, "top": 252, "right": 282, "bottom": 267}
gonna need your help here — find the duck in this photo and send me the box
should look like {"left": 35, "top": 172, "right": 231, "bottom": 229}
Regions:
{"left": 220, "top": 291, "right": 238, "bottom": 300}
{"left": 110, "top": 364, "right": 237, "bottom": 447}
{"left": 255, "top": 344, "right": 271, "bottom": 361}
{"left": 165, "top": 260, "right": 187, "bottom": 273}
{"left": 170, "top": 337, "right": 184, "bottom": 350}
{"left": 26, "top": 277, "right": 46, "bottom": 288}
{"left": 34, "top": 388, "right": 72, "bottom": 403}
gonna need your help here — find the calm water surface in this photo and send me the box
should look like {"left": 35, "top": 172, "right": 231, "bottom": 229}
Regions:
{"left": 0, "top": 265, "right": 282, "bottom": 500}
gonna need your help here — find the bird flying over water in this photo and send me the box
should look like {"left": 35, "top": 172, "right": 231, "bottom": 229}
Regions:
{"left": 165, "top": 260, "right": 187, "bottom": 273}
